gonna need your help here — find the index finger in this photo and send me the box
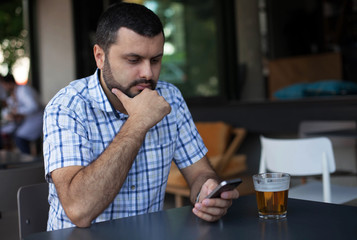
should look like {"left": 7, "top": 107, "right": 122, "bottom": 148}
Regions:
{"left": 111, "top": 88, "right": 129, "bottom": 102}
{"left": 220, "top": 188, "right": 239, "bottom": 199}
{"left": 201, "top": 189, "right": 239, "bottom": 206}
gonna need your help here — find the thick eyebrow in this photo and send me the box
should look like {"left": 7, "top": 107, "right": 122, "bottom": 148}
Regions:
{"left": 124, "top": 53, "right": 163, "bottom": 59}
{"left": 152, "top": 53, "right": 164, "bottom": 59}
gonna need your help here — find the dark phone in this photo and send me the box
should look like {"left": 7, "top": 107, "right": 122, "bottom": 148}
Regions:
{"left": 205, "top": 178, "right": 242, "bottom": 199}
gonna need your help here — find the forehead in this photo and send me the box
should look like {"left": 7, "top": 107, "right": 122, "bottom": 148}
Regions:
{"left": 109, "top": 27, "right": 164, "bottom": 54}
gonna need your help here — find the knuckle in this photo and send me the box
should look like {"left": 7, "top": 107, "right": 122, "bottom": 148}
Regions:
{"left": 165, "top": 104, "right": 172, "bottom": 113}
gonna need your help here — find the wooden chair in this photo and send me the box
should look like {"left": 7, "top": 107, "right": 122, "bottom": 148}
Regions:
{"left": 166, "top": 122, "right": 247, "bottom": 207}
{"left": 268, "top": 52, "right": 342, "bottom": 98}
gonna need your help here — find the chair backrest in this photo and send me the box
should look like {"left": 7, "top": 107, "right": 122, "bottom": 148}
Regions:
{"left": 17, "top": 182, "right": 49, "bottom": 239}
{"left": 259, "top": 136, "right": 336, "bottom": 202}
{"left": 195, "top": 121, "right": 246, "bottom": 173}
{"left": 267, "top": 52, "right": 342, "bottom": 98}
{"left": 259, "top": 136, "right": 336, "bottom": 176}
{"left": 0, "top": 164, "right": 45, "bottom": 212}
{"left": 0, "top": 165, "right": 45, "bottom": 239}
{"left": 195, "top": 121, "right": 232, "bottom": 158}
{"left": 299, "top": 120, "right": 357, "bottom": 174}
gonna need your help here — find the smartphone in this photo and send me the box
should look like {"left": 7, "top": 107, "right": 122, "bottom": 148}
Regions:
{"left": 205, "top": 178, "right": 242, "bottom": 199}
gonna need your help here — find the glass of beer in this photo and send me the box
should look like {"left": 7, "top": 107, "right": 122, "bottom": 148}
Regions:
{"left": 253, "top": 173, "right": 290, "bottom": 220}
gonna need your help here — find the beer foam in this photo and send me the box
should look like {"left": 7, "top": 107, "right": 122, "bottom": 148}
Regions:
{"left": 254, "top": 181, "right": 289, "bottom": 192}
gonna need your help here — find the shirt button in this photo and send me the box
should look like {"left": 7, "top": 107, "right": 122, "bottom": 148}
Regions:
{"left": 130, "top": 185, "right": 136, "bottom": 190}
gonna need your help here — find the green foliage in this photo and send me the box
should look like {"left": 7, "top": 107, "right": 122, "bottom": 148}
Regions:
{"left": 0, "top": 0, "right": 25, "bottom": 74}
{"left": 147, "top": 0, "right": 219, "bottom": 98}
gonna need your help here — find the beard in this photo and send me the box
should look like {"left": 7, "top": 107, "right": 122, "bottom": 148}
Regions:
{"left": 102, "top": 58, "right": 157, "bottom": 98}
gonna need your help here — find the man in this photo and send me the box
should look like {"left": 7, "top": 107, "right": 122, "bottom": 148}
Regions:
{"left": 43, "top": 2, "right": 238, "bottom": 230}
{"left": 0, "top": 74, "right": 43, "bottom": 154}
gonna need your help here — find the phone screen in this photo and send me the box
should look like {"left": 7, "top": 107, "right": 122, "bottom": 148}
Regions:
{"left": 205, "top": 178, "right": 242, "bottom": 199}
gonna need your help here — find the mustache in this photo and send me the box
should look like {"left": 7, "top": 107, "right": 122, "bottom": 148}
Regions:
{"left": 129, "top": 79, "right": 155, "bottom": 90}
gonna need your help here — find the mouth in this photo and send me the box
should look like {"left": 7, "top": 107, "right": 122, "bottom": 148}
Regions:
{"left": 135, "top": 83, "right": 152, "bottom": 91}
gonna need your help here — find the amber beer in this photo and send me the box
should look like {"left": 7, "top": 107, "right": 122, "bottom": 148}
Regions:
{"left": 255, "top": 189, "right": 288, "bottom": 219}
{"left": 253, "top": 173, "right": 290, "bottom": 219}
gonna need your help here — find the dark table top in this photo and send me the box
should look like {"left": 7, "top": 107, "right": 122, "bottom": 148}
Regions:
{"left": 24, "top": 195, "right": 357, "bottom": 240}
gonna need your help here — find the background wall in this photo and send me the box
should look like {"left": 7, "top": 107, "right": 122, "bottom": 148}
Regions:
{"left": 235, "top": 0, "right": 265, "bottom": 101}
{"left": 36, "top": 0, "right": 75, "bottom": 104}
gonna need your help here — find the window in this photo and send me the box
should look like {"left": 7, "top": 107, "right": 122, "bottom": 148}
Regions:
{"left": 139, "top": 0, "right": 220, "bottom": 98}
{"left": 73, "top": 0, "right": 237, "bottom": 100}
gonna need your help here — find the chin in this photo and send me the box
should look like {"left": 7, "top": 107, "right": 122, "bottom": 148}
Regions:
{"left": 127, "top": 91, "right": 140, "bottom": 98}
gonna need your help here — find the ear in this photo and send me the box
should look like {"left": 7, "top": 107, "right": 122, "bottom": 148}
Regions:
{"left": 93, "top": 44, "right": 105, "bottom": 69}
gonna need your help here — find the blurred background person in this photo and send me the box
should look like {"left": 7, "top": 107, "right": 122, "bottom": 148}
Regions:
{"left": 0, "top": 74, "right": 43, "bottom": 154}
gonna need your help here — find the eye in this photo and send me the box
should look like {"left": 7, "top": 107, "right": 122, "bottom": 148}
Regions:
{"left": 127, "top": 58, "right": 140, "bottom": 64}
{"left": 151, "top": 57, "right": 161, "bottom": 64}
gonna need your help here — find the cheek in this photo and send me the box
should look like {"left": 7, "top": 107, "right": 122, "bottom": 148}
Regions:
{"left": 112, "top": 65, "right": 137, "bottom": 85}
{"left": 153, "top": 65, "right": 162, "bottom": 79}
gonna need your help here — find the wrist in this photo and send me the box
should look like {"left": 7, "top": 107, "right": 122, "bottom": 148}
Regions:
{"left": 126, "top": 116, "right": 151, "bottom": 134}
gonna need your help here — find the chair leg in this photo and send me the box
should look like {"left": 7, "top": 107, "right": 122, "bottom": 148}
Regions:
{"left": 174, "top": 194, "right": 183, "bottom": 208}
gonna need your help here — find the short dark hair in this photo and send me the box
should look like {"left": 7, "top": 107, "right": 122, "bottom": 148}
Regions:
{"left": 95, "top": 2, "right": 164, "bottom": 53}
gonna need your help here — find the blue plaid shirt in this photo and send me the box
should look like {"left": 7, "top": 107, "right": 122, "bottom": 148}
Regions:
{"left": 43, "top": 70, "right": 207, "bottom": 230}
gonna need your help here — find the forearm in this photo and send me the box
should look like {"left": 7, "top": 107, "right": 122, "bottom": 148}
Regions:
{"left": 55, "top": 117, "right": 149, "bottom": 227}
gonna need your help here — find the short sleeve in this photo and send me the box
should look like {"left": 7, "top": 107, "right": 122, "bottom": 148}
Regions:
{"left": 171, "top": 91, "right": 207, "bottom": 169}
{"left": 43, "top": 104, "right": 93, "bottom": 182}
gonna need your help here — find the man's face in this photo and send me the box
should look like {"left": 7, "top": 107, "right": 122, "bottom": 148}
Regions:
{"left": 100, "top": 27, "right": 164, "bottom": 98}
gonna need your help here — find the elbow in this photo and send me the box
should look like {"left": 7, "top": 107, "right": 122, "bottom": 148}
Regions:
{"left": 72, "top": 219, "right": 92, "bottom": 228}
{"left": 65, "top": 206, "right": 93, "bottom": 228}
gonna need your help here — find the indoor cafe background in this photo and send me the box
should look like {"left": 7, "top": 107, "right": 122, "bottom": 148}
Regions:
{"left": 1, "top": 0, "right": 357, "bottom": 239}
{"left": 2, "top": 0, "right": 357, "bottom": 189}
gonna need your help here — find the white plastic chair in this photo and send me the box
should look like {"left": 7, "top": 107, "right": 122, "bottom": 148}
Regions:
{"left": 259, "top": 136, "right": 357, "bottom": 204}
{"left": 299, "top": 120, "right": 357, "bottom": 175}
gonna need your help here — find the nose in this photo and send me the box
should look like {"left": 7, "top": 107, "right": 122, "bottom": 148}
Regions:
{"left": 139, "top": 60, "right": 154, "bottom": 80}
